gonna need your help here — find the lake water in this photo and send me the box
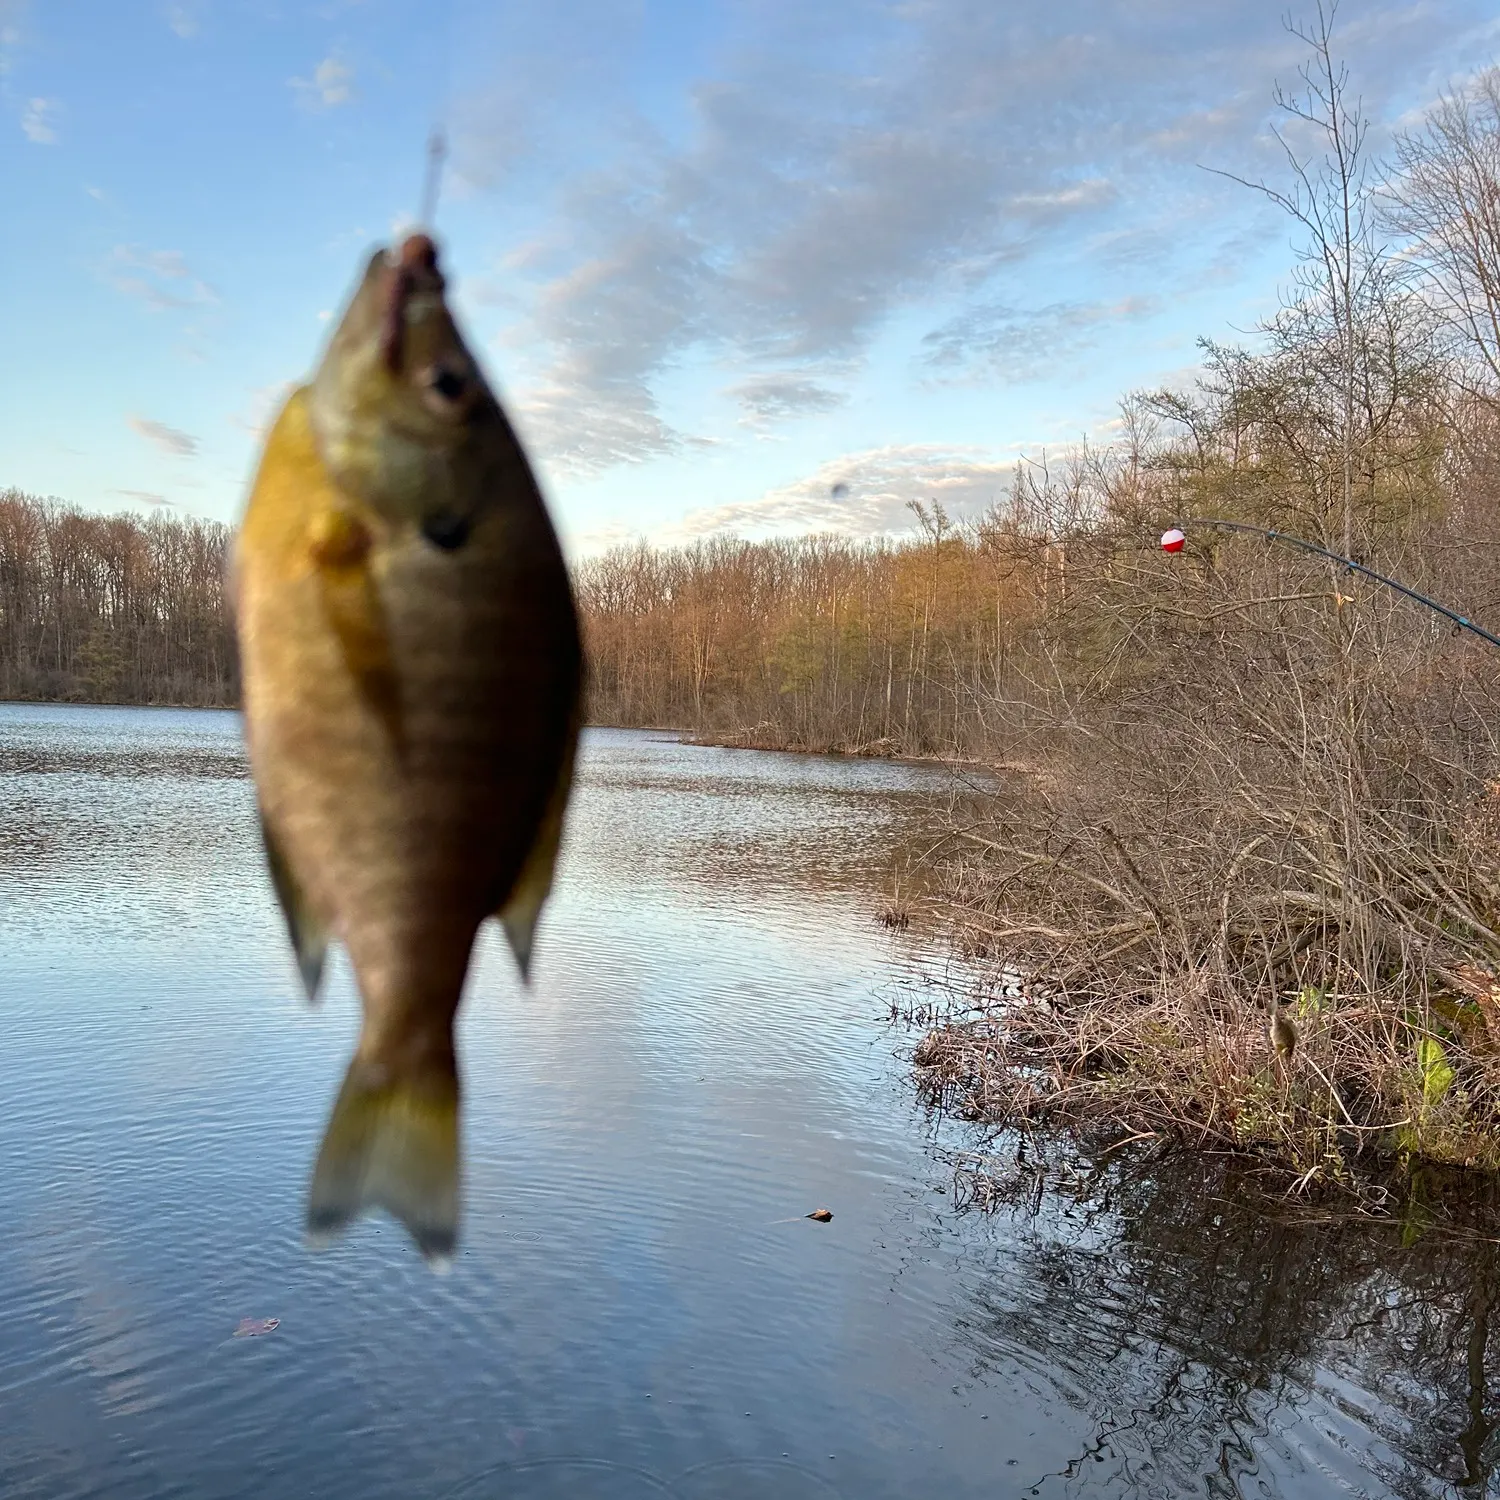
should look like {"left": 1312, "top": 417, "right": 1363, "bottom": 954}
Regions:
{"left": 0, "top": 704, "right": 1493, "bottom": 1499}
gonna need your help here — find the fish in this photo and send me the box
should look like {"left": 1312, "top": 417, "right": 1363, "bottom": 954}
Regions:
{"left": 231, "top": 233, "right": 583, "bottom": 1264}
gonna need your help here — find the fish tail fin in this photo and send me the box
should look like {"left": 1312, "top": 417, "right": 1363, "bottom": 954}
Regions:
{"left": 305, "top": 1046, "right": 459, "bottom": 1266}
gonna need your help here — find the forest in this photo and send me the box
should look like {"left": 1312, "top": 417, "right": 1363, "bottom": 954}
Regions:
{"left": 0, "top": 494, "right": 236, "bottom": 707}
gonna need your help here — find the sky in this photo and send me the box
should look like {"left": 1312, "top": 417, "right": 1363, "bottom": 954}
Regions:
{"left": 1, "top": 1, "right": 1495, "bottom": 557}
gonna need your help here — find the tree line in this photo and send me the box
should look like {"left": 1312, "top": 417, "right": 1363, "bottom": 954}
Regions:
{"left": 0, "top": 478, "right": 1072, "bottom": 755}
{"left": 0, "top": 492, "right": 237, "bottom": 707}
{"left": 575, "top": 510, "right": 1022, "bottom": 755}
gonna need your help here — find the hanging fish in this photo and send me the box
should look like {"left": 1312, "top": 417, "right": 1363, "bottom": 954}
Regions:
{"left": 232, "top": 234, "right": 583, "bottom": 1263}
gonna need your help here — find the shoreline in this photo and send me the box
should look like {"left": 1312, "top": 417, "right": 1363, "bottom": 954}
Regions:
{"left": 0, "top": 696, "right": 237, "bottom": 712}
{"left": 673, "top": 728, "right": 1005, "bottom": 776}
{"left": 0, "top": 700, "right": 1008, "bottom": 777}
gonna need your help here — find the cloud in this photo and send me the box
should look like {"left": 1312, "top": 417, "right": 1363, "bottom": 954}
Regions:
{"left": 107, "top": 245, "right": 217, "bottom": 312}
{"left": 128, "top": 417, "right": 198, "bottom": 457}
{"left": 1007, "top": 179, "right": 1120, "bottom": 217}
{"left": 0, "top": 0, "right": 28, "bottom": 77}
{"left": 111, "top": 489, "right": 173, "bottom": 507}
{"left": 506, "top": 208, "right": 711, "bottom": 472}
{"left": 567, "top": 443, "right": 1020, "bottom": 554}
{"left": 165, "top": 3, "right": 199, "bottom": 37}
{"left": 21, "top": 96, "right": 57, "bottom": 143}
{"left": 516, "top": 373, "right": 680, "bottom": 475}
{"left": 922, "top": 295, "right": 1159, "bottom": 383}
{"left": 290, "top": 54, "right": 354, "bottom": 109}
{"left": 665, "top": 444, "right": 1018, "bottom": 542}
{"left": 730, "top": 374, "right": 848, "bottom": 424}
{"left": 472, "top": 0, "right": 1484, "bottom": 474}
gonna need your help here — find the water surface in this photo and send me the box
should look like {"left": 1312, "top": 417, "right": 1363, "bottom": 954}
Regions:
{"left": 0, "top": 705, "right": 1491, "bottom": 1498}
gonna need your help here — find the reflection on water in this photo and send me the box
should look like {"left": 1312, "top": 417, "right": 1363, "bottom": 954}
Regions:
{"left": 0, "top": 703, "right": 1494, "bottom": 1498}
{"left": 937, "top": 1148, "right": 1500, "bottom": 1499}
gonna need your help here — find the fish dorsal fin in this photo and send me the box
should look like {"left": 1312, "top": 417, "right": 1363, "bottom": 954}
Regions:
{"left": 498, "top": 711, "right": 580, "bottom": 983}
{"left": 258, "top": 809, "right": 329, "bottom": 1002}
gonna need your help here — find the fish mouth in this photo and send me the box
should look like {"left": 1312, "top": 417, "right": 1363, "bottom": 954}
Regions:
{"left": 380, "top": 233, "right": 446, "bottom": 376}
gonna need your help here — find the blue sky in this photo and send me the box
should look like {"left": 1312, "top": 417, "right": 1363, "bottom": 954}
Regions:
{"left": 1, "top": 1, "right": 1495, "bottom": 555}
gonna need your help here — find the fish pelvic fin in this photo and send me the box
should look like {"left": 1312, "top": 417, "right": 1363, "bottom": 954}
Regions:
{"left": 306, "top": 1049, "right": 459, "bottom": 1266}
{"left": 258, "top": 811, "right": 329, "bottom": 1003}
{"left": 497, "top": 709, "right": 580, "bottom": 983}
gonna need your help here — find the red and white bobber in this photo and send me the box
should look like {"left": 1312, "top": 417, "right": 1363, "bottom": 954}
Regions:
{"left": 1160, "top": 527, "right": 1186, "bottom": 553}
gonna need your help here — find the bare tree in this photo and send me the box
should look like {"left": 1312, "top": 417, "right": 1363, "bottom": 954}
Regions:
{"left": 1207, "top": 1, "right": 1396, "bottom": 558}
{"left": 1385, "top": 67, "right": 1500, "bottom": 398}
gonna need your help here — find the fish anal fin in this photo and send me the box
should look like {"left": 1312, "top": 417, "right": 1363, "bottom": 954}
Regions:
{"left": 259, "top": 811, "right": 329, "bottom": 1003}
{"left": 306, "top": 1050, "right": 459, "bottom": 1265}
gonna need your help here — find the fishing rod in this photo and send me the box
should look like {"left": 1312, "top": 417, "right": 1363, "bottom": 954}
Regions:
{"left": 1159, "top": 519, "right": 1500, "bottom": 652}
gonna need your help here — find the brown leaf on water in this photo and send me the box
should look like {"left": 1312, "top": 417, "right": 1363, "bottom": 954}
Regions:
{"left": 233, "top": 1317, "right": 280, "bottom": 1337}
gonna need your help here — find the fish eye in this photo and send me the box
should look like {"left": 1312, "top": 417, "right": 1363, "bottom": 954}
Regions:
{"left": 422, "top": 512, "right": 471, "bottom": 551}
{"left": 422, "top": 363, "right": 469, "bottom": 411}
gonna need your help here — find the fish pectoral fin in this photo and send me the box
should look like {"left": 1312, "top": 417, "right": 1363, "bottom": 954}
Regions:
{"left": 306, "top": 1052, "right": 459, "bottom": 1266}
{"left": 258, "top": 811, "right": 329, "bottom": 1003}
{"left": 310, "top": 513, "right": 404, "bottom": 751}
{"left": 497, "top": 722, "right": 579, "bottom": 984}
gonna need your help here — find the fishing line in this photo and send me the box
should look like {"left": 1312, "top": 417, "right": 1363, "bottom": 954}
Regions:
{"left": 416, "top": 0, "right": 460, "bottom": 229}
{"left": 418, "top": 127, "right": 448, "bottom": 229}
{"left": 1164, "top": 518, "right": 1500, "bottom": 651}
